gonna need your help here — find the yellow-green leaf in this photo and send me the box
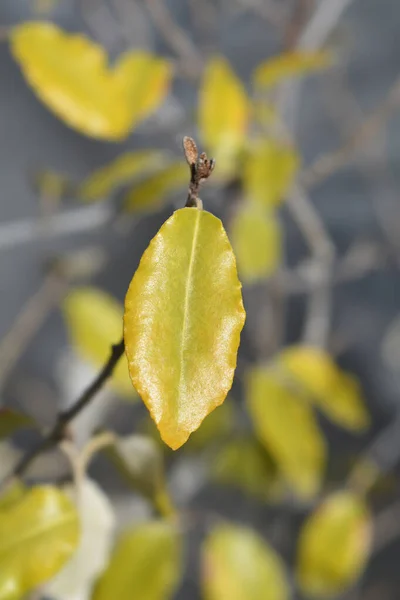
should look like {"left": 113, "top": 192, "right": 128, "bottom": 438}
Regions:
{"left": 243, "top": 140, "right": 300, "bottom": 208}
{"left": 123, "top": 163, "right": 188, "bottom": 213}
{"left": 92, "top": 520, "right": 182, "bottom": 600}
{"left": 246, "top": 366, "right": 326, "bottom": 499}
{"left": 63, "top": 287, "right": 135, "bottom": 399}
{"left": 297, "top": 491, "right": 372, "bottom": 598}
{"left": 280, "top": 346, "right": 370, "bottom": 431}
{"left": 199, "top": 56, "right": 249, "bottom": 179}
{"left": 124, "top": 207, "right": 245, "bottom": 449}
{"left": 79, "top": 151, "right": 165, "bottom": 201}
{"left": 10, "top": 22, "right": 171, "bottom": 140}
{"left": 230, "top": 204, "right": 281, "bottom": 282}
{"left": 0, "top": 482, "right": 26, "bottom": 512}
{"left": 202, "top": 523, "right": 289, "bottom": 600}
{"left": 253, "top": 51, "right": 331, "bottom": 90}
{"left": 0, "top": 486, "right": 79, "bottom": 600}
{"left": 212, "top": 438, "right": 283, "bottom": 501}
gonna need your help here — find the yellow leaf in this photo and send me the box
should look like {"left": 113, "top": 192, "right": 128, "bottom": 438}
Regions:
{"left": 280, "top": 346, "right": 370, "bottom": 431}
{"left": 230, "top": 204, "right": 281, "bottom": 282}
{"left": 246, "top": 366, "right": 326, "bottom": 499}
{"left": 123, "top": 163, "right": 188, "bottom": 213}
{"left": 10, "top": 22, "right": 171, "bottom": 140}
{"left": 124, "top": 207, "right": 246, "bottom": 449}
{"left": 199, "top": 56, "right": 249, "bottom": 179}
{"left": 79, "top": 151, "right": 165, "bottom": 201}
{"left": 212, "top": 438, "right": 283, "bottom": 501}
{"left": 114, "top": 52, "right": 172, "bottom": 124}
{"left": 297, "top": 491, "right": 372, "bottom": 597}
{"left": 92, "top": 520, "right": 182, "bottom": 600}
{"left": 243, "top": 140, "right": 300, "bottom": 208}
{"left": 202, "top": 523, "right": 289, "bottom": 600}
{"left": 253, "top": 51, "right": 332, "bottom": 90}
{"left": 62, "top": 287, "right": 135, "bottom": 399}
{"left": 0, "top": 486, "right": 79, "bottom": 600}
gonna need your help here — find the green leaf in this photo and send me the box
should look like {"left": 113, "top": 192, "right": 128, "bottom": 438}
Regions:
{"left": 243, "top": 140, "right": 299, "bottom": 208}
{"left": 0, "top": 486, "right": 80, "bottom": 600}
{"left": 199, "top": 56, "right": 249, "bottom": 179}
{"left": 246, "top": 366, "right": 326, "bottom": 499}
{"left": 297, "top": 491, "right": 372, "bottom": 598}
{"left": 212, "top": 438, "right": 283, "bottom": 501}
{"left": 123, "top": 163, "right": 188, "bottom": 213}
{"left": 78, "top": 151, "right": 165, "bottom": 201}
{"left": 279, "top": 345, "right": 370, "bottom": 431}
{"left": 253, "top": 51, "right": 331, "bottom": 90}
{"left": 230, "top": 204, "right": 281, "bottom": 283}
{"left": 124, "top": 207, "right": 245, "bottom": 449}
{"left": 11, "top": 22, "right": 171, "bottom": 140}
{"left": 0, "top": 409, "right": 34, "bottom": 440}
{"left": 202, "top": 523, "right": 289, "bottom": 600}
{"left": 62, "top": 287, "right": 136, "bottom": 399}
{"left": 92, "top": 520, "right": 182, "bottom": 600}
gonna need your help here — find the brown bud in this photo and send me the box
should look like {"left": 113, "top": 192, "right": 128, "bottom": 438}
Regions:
{"left": 182, "top": 136, "right": 198, "bottom": 165}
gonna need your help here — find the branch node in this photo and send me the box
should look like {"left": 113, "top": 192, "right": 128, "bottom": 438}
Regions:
{"left": 182, "top": 136, "right": 215, "bottom": 208}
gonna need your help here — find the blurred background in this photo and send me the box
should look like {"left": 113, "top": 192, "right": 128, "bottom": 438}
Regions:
{"left": 1, "top": 0, "right": 400, "bottom": 599}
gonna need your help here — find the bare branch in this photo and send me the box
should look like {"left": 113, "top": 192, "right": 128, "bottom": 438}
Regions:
{"left": 143, "top": 0, "right": 203, "bottom": 79}
{"left": 279, "top": 0, "right": 356, "bottom": 132}
{"left": 0, "top": 340, "right": 125, "bottom": 494}
{"left": 0, "top": 272, "right": 68, "bottom": 392}
{"left": 286, "top": 184, "right": 335, "bottom": 348}
{"left": 0, "top": 204, "right": 112, "bottom": 252}
{"left": 301, "top": 77, "right": 400, "bottom": 189}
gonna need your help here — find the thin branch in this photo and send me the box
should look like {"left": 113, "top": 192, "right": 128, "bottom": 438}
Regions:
{"left": 0, "top": 27, "right": 10, "bottom": 42}
{"left": 373, "top": 500, "right": 400, "bottom": 554}
{"left": 143, "top": 0, "right": 203, "bottom": 79}
{"left": 0, "top": 340, "right": 125, "bottom": 493}
{"left": 301, "top": 77, "right": 400, "bottom": 189}
{"left": 275, "top": 240, "right": 386, "bottom": 295}
{"left": 284, "top": 0, "right": 314, "bottom": 50}
{"left": 0, "top": 272, "right": 68, "bottom": 392}
{"left": 286, "top": 184, "right": 336, "bottom": 348}
{"left": 0, "top": 204, "right": 112, "bottom": 252}
{"left": 279, "top": 0, "right": 356, "bottom": 132}
{"left": 233, "top": 0, "right": 287, "bottom": 30}
{"left": 297, "top": 0, "right": 355, "bottom": 50}
{"left": 348, "top": 414, "right": 400, "bottom": 495}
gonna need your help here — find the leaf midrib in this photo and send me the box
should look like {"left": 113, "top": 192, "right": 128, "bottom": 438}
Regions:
{"left": 178, "top": 210, "right": 201, "bottom": 401}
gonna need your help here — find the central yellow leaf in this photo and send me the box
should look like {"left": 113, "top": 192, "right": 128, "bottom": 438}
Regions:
{"left": 124, "top": 207, "right": 245, "bottom": 449}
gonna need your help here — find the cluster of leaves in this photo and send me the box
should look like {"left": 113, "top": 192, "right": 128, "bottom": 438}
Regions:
{"left": 0, "top": 17, "right": 376, "bottom": 600}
